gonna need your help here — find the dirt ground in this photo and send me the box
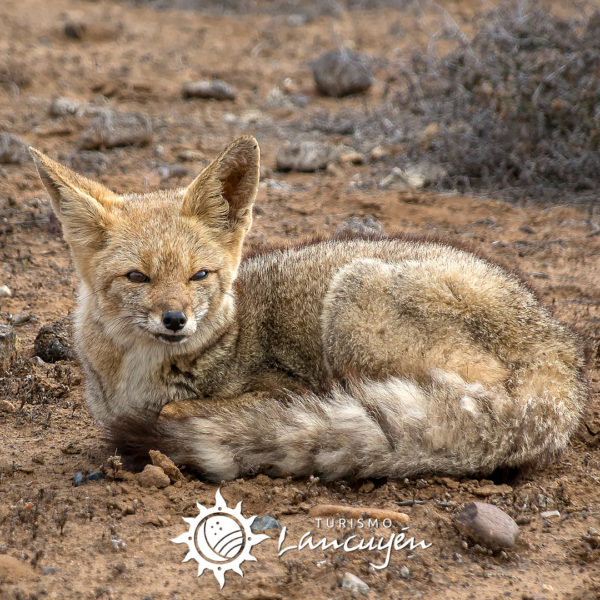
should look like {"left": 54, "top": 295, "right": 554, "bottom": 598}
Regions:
{"left": 1, "top": 1, "right": 600, "bottom": 599}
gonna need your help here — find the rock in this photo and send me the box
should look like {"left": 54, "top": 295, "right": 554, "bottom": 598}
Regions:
{"left": 519, "top": 225, "right": 536, "bottom": 234}
{"left": 336, "top": 215, "right": 384, "bottom": 238}
{"left": 0, "top": 285, "right": 12, "bottom": 298}
{"left": 85, "top": 471, "right": 106, "bottom": 482}
{"left": 79, "top": 110, "right": 153, "bottom": 150}
{"left": 136, "top": 464, "right": 170, "bottom": 488}
{"left": 49, "top": 97, "right": 81, "bottom": 117}
{"left": 64, "top": 20, "right": 120, "bottom": 42}
{"left": 182, "top": 80, "right": 237, "bottom": 101}
{"left": 339, "top": 150, "right": 364, "bottom": 165}
{"left": 0, "top": 399, "right": 16, "bottom": 412}
{"left": 149, "top": 450, "right": 184, "bottom": 482}
{"left": 0, "top": 555, "right": 36, "bottom": 582}
{"left": 312, "top": 49, "right": 373, "bottom": 97}
{"left": 250, "top": 516, "right": 282, "bottom": 532}
{"left": 64, "top": 20, "right": 86, "bottom": 39}
{"left": 32, "top": 356, "right": 46, "bottom": 367}
{"left": 341, "top": 572, "right": 369, "bottom": 594}
{"left": 454, "top": 502, "right": 519, "bottom": 550}
{"left": 540, "top": 510, "right": 561, "bottom": 519}
{"left": 276, "top": 141, "right": 339, "bottom": 172}
{"left": 400, "top": 566, "right": 410, "bottom": 579}
{"left": 358, "top": 480, "right": 375, "bottom": 493}
{"left": 34, "top": 317, "right": 74, "bottom": 363}
{"left": 379, "top": 164, "right": 446, "bottom": 190}
{"left": 0, "top": 132, "right": 29, "bottom": 164}
{"left": 473, "top": 483, "right": 513, "bottom": 497}
{"left": 379, "top": 166, "right": 424, "bottom": 190}
{"left": 72, "top": 472, "right": 84, "bottom": 487}
{"left": 0, "top": 324, "right": 17, "bottom": 372}
{"left": 369, "top": 145, "right": 389, "bottom": 161}
{"left": 67, "top": 150, "right": 110, "bottom": 175}
{"left": 10, "top": 312, "right": 33, "bottom": 326}
{"left": 42, "top": 566, "right": 59, "bottom": 575}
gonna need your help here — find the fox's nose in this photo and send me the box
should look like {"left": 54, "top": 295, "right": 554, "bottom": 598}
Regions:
{"left": 162, "top": 311, "right": 187, "bottom": 332}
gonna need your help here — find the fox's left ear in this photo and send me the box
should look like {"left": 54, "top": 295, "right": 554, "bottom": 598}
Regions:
{"left": 182, "top": 136, "right": 260, "bottom": 237}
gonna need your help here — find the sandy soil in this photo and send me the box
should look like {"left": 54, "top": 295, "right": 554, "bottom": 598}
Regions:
{"left": 1, "top": 1, "right": 599, "bottom": 599}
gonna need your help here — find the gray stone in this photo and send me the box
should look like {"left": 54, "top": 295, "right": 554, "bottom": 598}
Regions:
{"left": 182, "top": 80, "right": 237, "bottom": 101}
{"left": 276, "top": 141, "right": 338, "bottom": 172}
{"left": 0, "top": 132, "right": 29, "bottom": 164}
{"left": 49, "top": 97, "right": 81, "bottom": 117}
{"left": 312, "top": 49, "right": 373, "bottom": 97}
{"left": 250, "top": 516, "right": 282, "bottom": 532}
{"left": 79, "top": 110, "right": 153, "bottom": 150}
{"left": 10, "top": 312, "right": 32, "bottom": 326}
{"left": 336, "top": 215, "right": 384, "bottom": 238}
{"left": 454, "top": 502, "right": 519, "bottom": 549}
{"left": 67, "top": 150, "right": 109, "bottom": 175}
{"left": 341, "top": 572, "right": 369, "bottom": 594}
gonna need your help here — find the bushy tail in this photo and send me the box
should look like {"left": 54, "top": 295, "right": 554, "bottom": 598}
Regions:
{"left": 106, "top": 368, "right": 586, "bottom": 481}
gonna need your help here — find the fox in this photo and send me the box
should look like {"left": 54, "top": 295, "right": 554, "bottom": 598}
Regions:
{"left": 30, "top": 136, "right": 588, "bottom": 482}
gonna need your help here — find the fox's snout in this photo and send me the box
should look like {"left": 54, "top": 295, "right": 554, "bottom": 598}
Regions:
{"left": 162, "top": 310, "right": 187, "bottom": 332}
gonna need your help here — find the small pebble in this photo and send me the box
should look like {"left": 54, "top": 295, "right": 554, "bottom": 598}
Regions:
{"left": 149, "top": 449, "right": 184, "bottom": 482}
{"left": 136, "top": 464, "right": 170, "bottom": 489}
{"left": 276, "top": 141, "right": 338, "bottom": 172}
{"left": 336, "top": 215, "right": 384, "bottom": 238}
{"left": 32, "top": 356, "right": 46, "bottom": 367}
{"left": 400, "top": 566, "right": 410, "bottom": 579}
{"left": 10, "top": 312, "right": 32, "bottom": 326}
{"left": 85, "top": 471, "right": 106, "bottom": 482}
{"left": 42, "top": 566, "right": 59, "bottom": 575}
{"left": 250, "top": 516, "right": 282, "bottom": 532}
{"left": 454, "top": 502, "right": 519, "bottom": 549}
{"left": 73, "top": 472, "right": 84, "bottom": 487}
{"left": 540, "top": 510, "right": 560, "bottom": 519}
{"left": 182, "top": 80, "right": 237, "bottom": 101}
{"left": 341, "top": 572, "right": 369, "bottom": 594}
{"left": 49, "top": 97, "right": 80, "bottom": 117}
{"left": 0, "top": 285, "right": 12, "bottom": 298}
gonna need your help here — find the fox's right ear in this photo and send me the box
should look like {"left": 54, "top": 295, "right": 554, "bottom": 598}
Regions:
{"left": 29, "top": 148, "right": 120, "bottom": 250}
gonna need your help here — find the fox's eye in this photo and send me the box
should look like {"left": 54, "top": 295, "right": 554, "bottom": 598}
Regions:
{"left": 190, "top": 270, "right": 209, "bottom": 281}
{"left": 126, "top": 271, "right": 150, "bottom": 283}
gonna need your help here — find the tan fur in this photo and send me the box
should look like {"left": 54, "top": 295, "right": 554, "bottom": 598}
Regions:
{"left": 30, "top": 137, "right": 588, "bottom": 481}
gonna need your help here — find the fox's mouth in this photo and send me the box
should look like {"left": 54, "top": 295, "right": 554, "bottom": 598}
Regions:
{"left": 154, "top": 333, "right": 188, "bottom": 344}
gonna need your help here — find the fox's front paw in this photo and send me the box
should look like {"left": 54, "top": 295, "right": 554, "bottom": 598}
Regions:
{"left": 158, "top": 399, "right": 207, "bottom": 420}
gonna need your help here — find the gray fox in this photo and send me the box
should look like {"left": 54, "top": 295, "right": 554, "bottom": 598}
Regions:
{"left": 30, "top": 136, "right": 588, "bottom": 481}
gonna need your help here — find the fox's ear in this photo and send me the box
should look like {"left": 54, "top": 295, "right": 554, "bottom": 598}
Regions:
{"left": 29, "top": 148, "right": 119, "bottom": 249}
{"left": 182, "top": 136, "right": 259, "bottom": 235}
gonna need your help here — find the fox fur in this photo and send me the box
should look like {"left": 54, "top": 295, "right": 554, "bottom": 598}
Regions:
{"left": 30, "top": 137, "right": 588, "bottom": 481}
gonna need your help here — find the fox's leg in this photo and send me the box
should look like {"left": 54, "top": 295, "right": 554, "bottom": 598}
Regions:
{"left": 158, "top": 392, "right": 273, "bottom": 420}
{"left": 321, "top": 258, "right": 509, "bottom": 386}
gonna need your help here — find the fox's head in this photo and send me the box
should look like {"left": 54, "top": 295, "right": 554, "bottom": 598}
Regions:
{"left": 30, "top": 137, "right": 259, "bottom": 350}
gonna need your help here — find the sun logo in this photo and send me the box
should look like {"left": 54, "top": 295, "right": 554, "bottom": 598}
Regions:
{"left": 171, "top": 489, "right": 270, "bottom": 588}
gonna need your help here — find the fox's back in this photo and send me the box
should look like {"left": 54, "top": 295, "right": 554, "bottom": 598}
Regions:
{"left": 234, "top": 235, "right": 540, "bottom": 388}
